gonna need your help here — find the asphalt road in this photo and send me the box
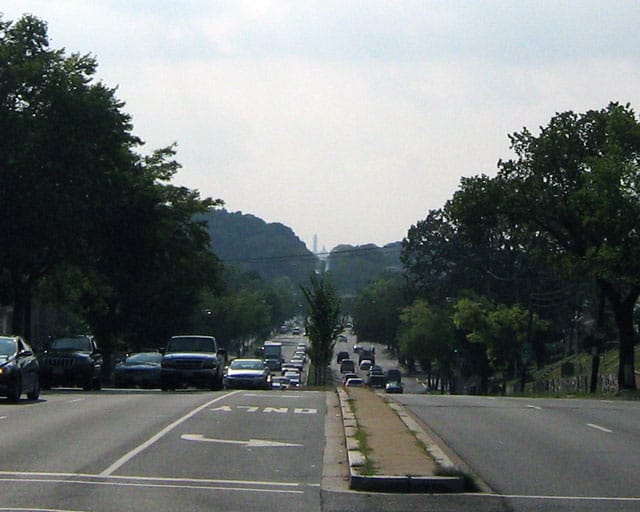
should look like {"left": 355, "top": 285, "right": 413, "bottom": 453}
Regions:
{"left": 0, "top": 387, "right": 326, "bottom": 511}
{"left": 394, "top": 393, "right": 640, "bottom": 512}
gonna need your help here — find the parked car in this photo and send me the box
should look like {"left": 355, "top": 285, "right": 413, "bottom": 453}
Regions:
{"left": 0, "top": 335, "right": 40, "bottom": 402}
{"left": 39, "top": 335, "right": 102, "bottom": 391}
{"left": 223, "top": 358, "right": 271, "bottom": 390}
{"left": 385, "top": 380, "right": 404, "bottom": 394}
{"left": 113, "top": 352, "right": 162, "bottom": 388}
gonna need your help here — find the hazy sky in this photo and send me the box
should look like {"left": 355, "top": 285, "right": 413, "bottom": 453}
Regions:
{"left": 3, "top": 1, "right": 640, "bottom": 251}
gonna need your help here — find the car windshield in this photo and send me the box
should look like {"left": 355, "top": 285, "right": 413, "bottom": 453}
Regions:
{"left": 229, "top": 359, "right": 263, "bottom": 370}
{"left": 125, "top": 353, "right": 162, "bottom": 365}
{"left": 0, "top": 337, "right": 17, "bottom": 357}
{"left": 50, "top": 337, "right": 92, "bottom": 351}
{"left": 166, "top": 337, "right": 215, "bottom": 353}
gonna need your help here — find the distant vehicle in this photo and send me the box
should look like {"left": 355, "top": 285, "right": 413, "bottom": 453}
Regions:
{"left": 0, "top": 335, "right": 40, "bottom": 402}
{"left": 386, "top": 369, "right": 402, "bottom": 383}
{"left": 291, "top": 326, "right": 301, "bottom": 335}
{"left": 358, "top": 347, "right": 375, "bottom": 365}
{"left": 39, "top": 335, "right": 102, "bottom": 391}
{"left": 113, "top": 352, "right": 162, "bottom": 388}
{"left": 369, "top": 365, "right": 384, "bottom": 376}
{"left": 341, "top": 372, "right": 359, "bottom": 385}
{"left": 160, "top": 335, "right": 225, "bottom": 390}
{"left": 340, "top": 359, "right": 355, "bottom": 373}
{"left": 385, "top": 380, "right": 403, "bottom": 394}
{"left": 353, "top": 344, "right": 362, "bottom": 353}
{"left": 336, "top": 351, "right": 350, "bottom": 364}
{"left": 263, "top": 341, "right": 283, "bottom": 372}
{"left": 367, "top": 373, "right": 386, "bottom": 389}
{"left": 283, "top": 370, "right": 301, "bottom": 387}
{"left": 271, "top": 376, "right": 290, "bottom": 389}
{"left": 337, "top": 334, "right": 348, "bottom": 343}
{"left": 223, "top": 358, "right": 271, "bottom": 390}
{"left": 359, "top": 359, "right": 373, "bottom": 371}
{"left": 345, "top": 377, "right": 365, "bottom": 387}
{"left": 289, "top": 357, "right": 304, "bottom": 372}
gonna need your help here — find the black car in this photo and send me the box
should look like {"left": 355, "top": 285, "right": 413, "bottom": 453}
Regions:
{"left": 39, "top": 335, "right": 103, "bottom": 390}
{"left": 0, "top": 335, "right": 40, "bottom": 402}
{"left": 113, "top": 352, "right": 162, "bottom": 388}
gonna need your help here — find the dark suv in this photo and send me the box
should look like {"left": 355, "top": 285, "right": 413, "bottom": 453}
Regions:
{"left": 160, "top": 335, "right": 225, "bottom": 390}
{"left": 39, "top": 335, "right": 102, "bottom": 390}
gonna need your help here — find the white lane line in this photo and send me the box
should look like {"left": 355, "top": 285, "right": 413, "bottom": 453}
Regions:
{"left": 0, "top": 416, "right": 7, "bottom": 420}
{"left": 68, "top": 399, "right": 85, "bottom": 403}
{"left": 526, "top": 405, "right": 542, "bottom": 410}
{"left": 99, "top": 391, "right": 239, "bottom": 476}
{"left": 587, "top": 423, "right": 613, "bottom": 433}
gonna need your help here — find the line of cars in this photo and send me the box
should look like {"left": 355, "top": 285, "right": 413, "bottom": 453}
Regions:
{"left": 336, "top": 348, "right": 403, "bottom": 393}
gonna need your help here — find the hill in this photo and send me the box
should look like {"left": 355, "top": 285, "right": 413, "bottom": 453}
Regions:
{"left": 202, "top": 209, "right": 317, "bottom": 285}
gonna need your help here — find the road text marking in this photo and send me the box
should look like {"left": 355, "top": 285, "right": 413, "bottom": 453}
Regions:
{"left": 587, "top": 423, "right": 613, "bottom": 433}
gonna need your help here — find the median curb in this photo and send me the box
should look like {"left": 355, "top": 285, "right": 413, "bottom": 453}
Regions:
{"left": 336, "top": 388, "right": 465, "bottom": 493}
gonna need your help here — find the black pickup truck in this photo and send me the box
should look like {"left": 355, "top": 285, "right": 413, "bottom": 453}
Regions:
{"left": 39, "top": 335, "right": 103, "bottom": 390}
{"left": 160, "top": 335, "right": 226, "bottom": 391}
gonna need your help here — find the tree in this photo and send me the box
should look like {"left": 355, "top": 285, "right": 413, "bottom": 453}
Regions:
{"left": 398, "top": 300, "right": 456, "bottom": 390}
{"left": 0, "top": 14, "right": 140, "bottom": 338}
{"left": 497, "top": 103, "right": 640, "bottom": 390}
{"left": 301, "top": 273, "right": 342, "bottom": 385}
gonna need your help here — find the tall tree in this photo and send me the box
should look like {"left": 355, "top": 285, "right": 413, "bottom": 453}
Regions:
{"left": 497, "top": 103, "right": 640, "bottom": 390}
{"left": 301, "top": 273, "right": 342, "bottom": 385}
{"left": 0, "top": 15, "right": 138, "bottom": 338}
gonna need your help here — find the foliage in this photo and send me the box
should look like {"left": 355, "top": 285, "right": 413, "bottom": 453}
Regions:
{"left": 301, "top": 273, "right": 342, "bottom": 385}
{"left": 398, "top": 300, "right": 456, "bottom": 383}
{"left": 352, "top": 273, "right": 407, "bottom": 351}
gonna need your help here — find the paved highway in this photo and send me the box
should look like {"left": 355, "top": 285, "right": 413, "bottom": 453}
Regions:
{"left": 394, "top": 393, "right": 640, "bottom": 511}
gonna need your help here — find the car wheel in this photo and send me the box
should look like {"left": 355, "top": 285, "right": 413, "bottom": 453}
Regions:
{"left": 7, "top": 376, "right": 21, "bottom": 402}
{"left": 27, "top": 379, "right": 40, "bottom": 400}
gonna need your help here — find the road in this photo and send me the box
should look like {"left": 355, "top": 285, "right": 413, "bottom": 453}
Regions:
{"left": 0, "top": 387, "right": 326, "bottom": 511}
{"left": 394, "top": 393, "right": 640, "bottom": 512}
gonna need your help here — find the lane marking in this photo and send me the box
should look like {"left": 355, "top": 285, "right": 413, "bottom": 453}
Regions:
{"left": 587, "top": 423, "right": 613, "bottom": 433}
{"left": 0, "top": 471, "right": 303, "bottom": 495}
{"left": 526, "top": 405, "right": 542, "bottom": 410}
{"left": 99, "top": 391, "right": 239, "bottom": 476}
{"left": 181, "top": 433, "right": 303, "bottom": 448}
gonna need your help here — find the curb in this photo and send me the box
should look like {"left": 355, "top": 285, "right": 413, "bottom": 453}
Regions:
{"left": 337, "top": 388, "right": 465, "bottom": 493}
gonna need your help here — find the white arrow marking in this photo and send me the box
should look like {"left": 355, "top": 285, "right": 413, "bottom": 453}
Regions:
{"left": 181, "top": 434, "right": 303, "bottom": 448}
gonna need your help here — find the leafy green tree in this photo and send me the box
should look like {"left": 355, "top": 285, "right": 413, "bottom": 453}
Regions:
{"left": 496, "top": 103, "right": 640, "bottom": 390}
{"left": 0, "top": 14, "right": 139, "bottom": 337}
{"left": 352, "top": 274, "right": 407, "bottom": 352}
{"left": 398, "top": 300, "right": 456, "bottom": 388}
{"left": 301, "top": 273, "right": 342, "bottom": 385}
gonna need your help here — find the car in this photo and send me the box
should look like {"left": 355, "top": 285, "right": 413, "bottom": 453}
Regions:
{"left": 160, "top": 335, "right": 226, "bottom": 390}
{"left": 337, "top": 334, "right": 348, "bottom": 343}
{"left": 283, "top": 370, "right": 301, "bottom": 387}
{"left": 39, "top": 335, "right": 102, "bottom": 390}
{"left": 386, "top": 369, "right": 402, "bottom": 383}
{"left": 336, "top": 351, "right": 350, "bottom": 364}
{"left": 0, "top": 335, "right": 40, "bottom": 402}
{"left": 367, "top": 373, "right": 386, "bottom": 389}
{"left": 353, "top": 344, "right": 362, "bottom": 353}
{"left": 113, "top": 352, "right": 162, "bottom": 388}
{"left": 345, "top": 377, "right": 365, "bottom": 387}
{"left": 369, "top": 365, "right": 384, "bottom": 375}
{"left": 223, "top": 358, "right": 271, "bottom": 390}
{"left": 340, "top": 359, "right": 355, "bottom": 373}
{"left": 264, "top": 358, "right": 282, "bottom": 372}
{"left": 281, "top": 362, "right": 299, "bottom": 374}
{"left": 271, "top": 376, "right": 290, "bottom": 389}
{"left": 359, "top": 359, "right": 373, "bottom": 371}
{"left": 289, "top": 357, "right": 305, "bottom": 371}
{"left": 291, "top": 326, "right": 301, "bottom": 335}
{"left": 341, "top": 372, "right": 359, "bottom": 385}
{"left": 385, "top": 380, "right": 404, "bottom": 394}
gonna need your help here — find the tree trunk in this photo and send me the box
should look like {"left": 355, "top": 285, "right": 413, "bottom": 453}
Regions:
{"left": 600, "top": 281, "right": 638, "bottom": 391}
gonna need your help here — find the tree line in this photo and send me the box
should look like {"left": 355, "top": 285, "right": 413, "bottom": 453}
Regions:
{"left": 354, "top": 103, "right": 640, "bottom": 393}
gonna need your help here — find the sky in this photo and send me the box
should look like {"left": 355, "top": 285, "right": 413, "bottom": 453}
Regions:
{"left": 3, "top": 1, "right": 640, "bottom": 252}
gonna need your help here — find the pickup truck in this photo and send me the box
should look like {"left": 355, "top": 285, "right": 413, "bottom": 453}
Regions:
{"left": 160, "top": 335, "right": 226, "bottom": 390}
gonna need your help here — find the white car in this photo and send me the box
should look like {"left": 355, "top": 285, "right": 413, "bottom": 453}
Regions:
{"left": 345, "top": 377, "right": 365, "bottom": 387}
{"left": 283, "top": 371, "right": 301, "bottom": 387}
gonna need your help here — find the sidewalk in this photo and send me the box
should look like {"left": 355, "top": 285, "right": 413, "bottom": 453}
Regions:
{"left": 337, "top": 386, "right": 466, "bottom": 493}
